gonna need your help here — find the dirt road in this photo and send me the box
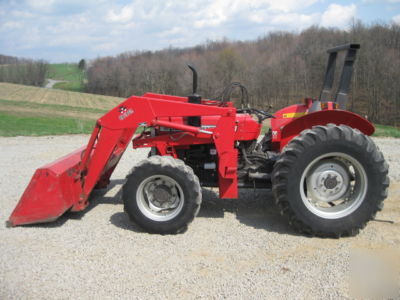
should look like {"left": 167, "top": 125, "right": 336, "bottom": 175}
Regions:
{"left": 44, "top": 79, "right": 66, "bottom": 89}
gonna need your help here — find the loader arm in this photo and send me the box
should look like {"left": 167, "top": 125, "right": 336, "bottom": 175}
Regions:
{"left": 8, "top": 95, "right": 237, "bottom": 226}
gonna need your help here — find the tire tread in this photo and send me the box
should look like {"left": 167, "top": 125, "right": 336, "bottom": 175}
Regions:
{"left": 123, "top": 155, "right": 201, "bottom": 234}
{"left": 272, "top": 124, "right": 389, "bottom": 237}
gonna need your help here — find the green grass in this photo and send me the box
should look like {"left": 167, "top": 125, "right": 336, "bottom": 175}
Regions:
{"left": 47, "top": 64, "right": 85, "bottom": 92}
{"left": 48, "top": 64, "right": 83, "bottom": 81}
{"left": 0, "top": 99, "right": 108, "bottom": 114}
{"left": 373, "top": 124, "right": 400, "bottom": 138}
{"left": 53, "top": 81, "right": 83, "bottom": 92}
{"left": 0, "top": 111, "right": 95, "bottom": 136}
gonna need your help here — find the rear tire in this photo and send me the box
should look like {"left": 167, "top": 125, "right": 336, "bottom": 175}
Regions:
{"left": 272, "top": 124, "right": 389, "bottom": 237}
{"left": 123, "top": 156, "right": 202, "bottom": 234}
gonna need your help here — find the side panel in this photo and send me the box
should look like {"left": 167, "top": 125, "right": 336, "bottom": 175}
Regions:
{"left": 213, "top": 112, "right": 238, "bottom": 199}
{"left": 271, "top": 109, "right": 374, "bottom": 150}
{"left": 271, "top": 103, "right": 309, "bottom": 132}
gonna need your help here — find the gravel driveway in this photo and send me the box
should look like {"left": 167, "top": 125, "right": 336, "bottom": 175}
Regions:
{"left": 1, "top": 135, "right": 399, "bottom": 299}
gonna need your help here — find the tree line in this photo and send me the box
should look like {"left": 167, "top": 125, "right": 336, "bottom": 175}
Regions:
{"left": 0, "top": 55, "right": 48, "bottom": 87}
{"left": 86, "top": 22, "right": 400, "bottom": 126}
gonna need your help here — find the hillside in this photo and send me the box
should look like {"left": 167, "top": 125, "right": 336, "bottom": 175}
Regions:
{"left": 0, "top": 82, "right": 122, "bottom": 109}
{"left": 0, "top": 59, "right": 86, "bottom": 92}
{"left": 0, "top": 82, "right": 123, "bottom": 136}
{"left": 47, "top": 63, "right": 86, "bottom": 92}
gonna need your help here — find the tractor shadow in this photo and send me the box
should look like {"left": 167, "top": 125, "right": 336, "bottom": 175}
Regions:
{"left": 75, "top": 179, "right": 144, "bottom": 233}
{"left": 103, "top": 183, "right": 297, "bottom": 236}
{"left": 21, "top": 179, "right": 297, "bottom": 236}
{"left": 107, "top": 186, "right": 297, "bottom": 235}
{"left": 198, "top": 188, "right": 299, "bottom": 236}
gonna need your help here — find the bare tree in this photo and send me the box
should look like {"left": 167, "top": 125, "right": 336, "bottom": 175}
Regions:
{"left": 86, "top": 21, "right": 400, "bottom": 126}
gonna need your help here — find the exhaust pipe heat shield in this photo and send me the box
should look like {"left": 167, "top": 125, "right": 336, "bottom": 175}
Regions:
{"left": 7, "top": 147, "right": 85, "bottom": 227}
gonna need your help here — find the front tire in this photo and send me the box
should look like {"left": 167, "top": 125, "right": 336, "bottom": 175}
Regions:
{"left": 123, "top": 156, "right": 202, "bottom": 234}
{"left": 272, "top": 124, "right": 389, "bottom": 237}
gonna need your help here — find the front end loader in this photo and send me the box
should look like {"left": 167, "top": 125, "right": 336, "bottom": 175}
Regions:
{"left": 7, "top": 44, "right": 389, "bottom": 237}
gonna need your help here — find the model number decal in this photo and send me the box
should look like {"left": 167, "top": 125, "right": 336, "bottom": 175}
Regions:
{"left": 282, "top": 112, "right": 307, "bottom": 118}
{"left": 118, "top": 106, "right": 134, "bottom": 120}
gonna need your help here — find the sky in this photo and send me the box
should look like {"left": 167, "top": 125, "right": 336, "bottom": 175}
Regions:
{"left": 0, "top": 0, "right": 399, "bottom": 63}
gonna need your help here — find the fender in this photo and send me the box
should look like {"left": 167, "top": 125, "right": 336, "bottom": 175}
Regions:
{"left": 272, "top": 109, "right": 375, "bottom": 151}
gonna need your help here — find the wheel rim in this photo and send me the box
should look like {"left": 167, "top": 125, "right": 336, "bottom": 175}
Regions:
{"left": 300, "top": 152, "right": 368, "bottom": 219}
{"left": 136, "top": 175, "right": 184, "bottom": 222}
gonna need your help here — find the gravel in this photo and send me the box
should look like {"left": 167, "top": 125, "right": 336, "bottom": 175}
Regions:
{"left": 1, "top": 135, "right": 399, "bottom": 299}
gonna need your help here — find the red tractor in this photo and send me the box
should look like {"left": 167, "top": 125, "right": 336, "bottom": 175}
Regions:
{"left": 7, "top": 44, "right": 389, "bottom": 237}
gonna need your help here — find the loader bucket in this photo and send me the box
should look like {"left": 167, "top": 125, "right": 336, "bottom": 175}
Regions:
{"left": 7, "top": 147, "right": 85, "bottom": 227}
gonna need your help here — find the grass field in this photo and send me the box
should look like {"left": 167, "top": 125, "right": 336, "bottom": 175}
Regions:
{"left": 0, "top": 111, "right": 95, "bottom": 136}
{"left": 52, "top": 81, "right": 83, "bottom": 92}
{"left": 374, "top": 124, "right": 400, "bottom": 138}
{"left": 47, "top": 64, "right": 86, "bottom": 92}
{"left": 0, "top": 82, "right": 123, "bottom": 136}
{"left": 0, "top": 99, "right": 108, "bottom": 115}
{"left": 0, "top": 82, "right": 122, "bottom": 109}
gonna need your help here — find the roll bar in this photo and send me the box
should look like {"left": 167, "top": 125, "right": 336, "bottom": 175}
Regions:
{"left": 319, "top": 43, "right": 360, "bottom": 109}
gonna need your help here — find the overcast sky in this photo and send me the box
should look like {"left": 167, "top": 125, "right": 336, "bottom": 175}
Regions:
{"left": 0, "top": 0, "right": 399, "bottom": 62}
